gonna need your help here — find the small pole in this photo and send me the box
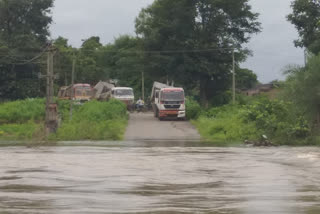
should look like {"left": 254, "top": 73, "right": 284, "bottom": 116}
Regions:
{"left": 45, "top": 46, "right": 57, "bottom": 136}
{"left": 142, "top": 71, "right": 145, "bottom": 101}
{"left": 45, "top": 52, "right": 50, "bottom": 131}
{"left": 304, "top": 49, "right": 307, "bottom": 66}
{"left": 232, "top": 49, "right": 236, "bottom": 104}
{"left": 70, "top": 55, "right": 75, "bottom": 120}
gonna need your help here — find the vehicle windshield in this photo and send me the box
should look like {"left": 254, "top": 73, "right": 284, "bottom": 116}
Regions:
{"left": 161, "top": 91, "right": 184, "bottom": 101}
{"left": 75, "top": 86, "right": 92, "bottom": 97}
{"left": 115, "top": 89, "right": 133, "bottom": 96}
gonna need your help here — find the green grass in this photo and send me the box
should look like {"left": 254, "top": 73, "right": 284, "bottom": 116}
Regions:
{"left": 0, "top": 121, "right": 43, "bottom": 140}
{"left": 51, "top": 99, "right": 128, "bottom": 141}
{"left": 0, "top": 98, "right": 45, "bottom": 123}
{"left": 0, "top": 98, "right": 129, "bottom": 141}
{"left": 192, "top": 105, "right": 259, "bottom": 144}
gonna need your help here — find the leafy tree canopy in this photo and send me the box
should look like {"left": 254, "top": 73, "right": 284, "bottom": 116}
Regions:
{"left": 135, "top": 0, "right": 261, "bottom": 106}
{"left": 288, "top": 0, "right": 320, "bottom": 54}
{"left": 0, "top": 0, "right": 53, "bottom": 100}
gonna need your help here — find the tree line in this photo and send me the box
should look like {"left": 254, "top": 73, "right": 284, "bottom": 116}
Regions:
{"left": 0, "top": 0, "right": 319, "bottom": 112}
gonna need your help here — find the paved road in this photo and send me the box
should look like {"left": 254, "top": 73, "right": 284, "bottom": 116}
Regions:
{"left": 124, "top": 112, "right": 201, "bottom": 141}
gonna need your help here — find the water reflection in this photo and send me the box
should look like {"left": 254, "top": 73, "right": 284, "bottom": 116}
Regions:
{"left": 0, "top": 144, "right": 319, "bottom": 213}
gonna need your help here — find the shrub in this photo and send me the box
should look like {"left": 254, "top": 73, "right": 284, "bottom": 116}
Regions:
{"left": 186, "top": 97, "right": 202, "bottom": 120}
{"left": 242, "top": 98, "right": 311, "bottom": 144}
{"left": 0, "top": 121, "right": 42, "bottom": 140}
{"left": 0, "top": 98, "right": 45, "bottom": 123}
{"left": 193, "top": 104, "right": 259, "bottom": 143}
{"left": 54, "top": 99, "right": 128, "bottom": 141}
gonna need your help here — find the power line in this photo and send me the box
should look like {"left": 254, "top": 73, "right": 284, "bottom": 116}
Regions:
{"left": 57, "top": 47, "right": 236, "bottom": 54}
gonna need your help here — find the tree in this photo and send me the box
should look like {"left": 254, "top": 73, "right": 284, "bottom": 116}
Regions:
{"left": 53, "top": 37, "right": 75, "bottom": 87}
{"left": 236, "top": 68, "right": 258, "bottom": 90}
{"left": 135, "top": 0, "right": 261, "bottom": 106}
{"left": 99, "top": 35, "right": 150, "bottom": 98}
{"left": 0, "top": 0, "right": 54, "bottom": 100}
{"left": 77, "top": 37, "right": 105, "bottom": 84}
{"left": 287, "top": 0, "right": 320, "bottom": 54}
{"left": 284, "top": 55, "right": 320, "bottom": 126}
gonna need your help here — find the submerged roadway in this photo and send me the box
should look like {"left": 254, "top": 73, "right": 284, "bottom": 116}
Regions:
{"left": 124, "top": 112, "right": 201, "bottom": 141}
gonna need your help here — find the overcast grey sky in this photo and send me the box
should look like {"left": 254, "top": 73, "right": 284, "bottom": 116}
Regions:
{"left": 50, "top": 0, "right": 304, "bottom": 83}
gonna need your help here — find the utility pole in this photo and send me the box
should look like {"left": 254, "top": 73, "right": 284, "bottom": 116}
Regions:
{"left": 232, "top": 49, "right": 236, "bottom": 104}
{"left": 42, "top": 45, "right": 58, "bottom": 136}
{"left": 141, "top": 71, "right": 145, "bottom": 101}
{"left": 70, "top": 56, "right": 76, "bottom": 120}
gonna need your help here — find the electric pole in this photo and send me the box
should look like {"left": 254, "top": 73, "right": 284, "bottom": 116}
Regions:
{"left": 142, "top": 71, "right": 145, "bottom": 101}
{"left": 70, "top": 56, "right": 76, "bottom": 120}
{"left": 232, "top": 49, "right": 236, "bottom": 104}
{"left": 41, "top": 45, "right": 58, "bottom": 136}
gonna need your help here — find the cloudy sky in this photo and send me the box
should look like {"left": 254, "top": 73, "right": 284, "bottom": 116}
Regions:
{"left": 50, "top": 0, "right": 304, "bottom": 83}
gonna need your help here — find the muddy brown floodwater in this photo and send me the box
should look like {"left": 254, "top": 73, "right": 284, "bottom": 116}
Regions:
{"left": 0, "top": 143, "right": 320, "bottom": 214}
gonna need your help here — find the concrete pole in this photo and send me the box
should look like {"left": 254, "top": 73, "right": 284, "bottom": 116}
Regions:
{"left": 142, "top": 71, "right": 145, "bottom": 101}
{"left": 232, "top": 49, "right": 236, "bottom": 104}
{"left": 70, "top": 56, "right": 75, "bottom": 120}
{"left": 45, "top": 52, "right": 50, "bottom": 127}
{"left": 49, "top": 50, "right": 54, "bottom": 103}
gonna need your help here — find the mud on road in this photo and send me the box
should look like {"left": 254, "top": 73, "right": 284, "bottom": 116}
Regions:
{"left": 124, "top": 112, "right": 201, "bottom": 141}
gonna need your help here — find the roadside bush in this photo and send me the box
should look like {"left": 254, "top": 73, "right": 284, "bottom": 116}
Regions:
{"left": 0, "top": 121, "right": 42, "bottom": 140}
{"left": 0, "top": 98, "right": 45, "bottom": 123}
{"left": 54, "top": 99, "right": 128, "bottom": 141}
{"left": 186, "top": 97, "right": 202, "bottom": 120}
{"left": 193, "top": 104, "right": 259, "bottom": 143}
{"left": 242, "top": 98, "right": 311, "bottom": 144}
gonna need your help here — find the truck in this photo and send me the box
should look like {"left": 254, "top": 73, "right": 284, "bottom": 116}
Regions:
{"left": 93, "top": 82, "right": 135, "bottom": 111}
{"left": 111, "top": 87, "right": 135, "bottom": 111}
{"left": 58, "top": 83, "right": 93, "bottom": 104}
{"left": 93, "top": 81, "right": 115, "bottom": 101}
{"left": 150, "top": 82, "right": 186, "bottom": 120}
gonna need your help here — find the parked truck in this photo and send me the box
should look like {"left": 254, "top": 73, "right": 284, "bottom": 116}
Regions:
{"left": 150, "top": 82, "right": 186, "bottom": 120}
{"left": 58, "top": 83, "right": 93, "bottom": 104}
{"left": 93, "top": 81, "right": 135, "bottom": 111}
{"left": 111, "top": 87, "right": 135, "bottom": 111}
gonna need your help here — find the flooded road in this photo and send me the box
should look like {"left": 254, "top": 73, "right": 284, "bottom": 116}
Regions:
{"left": 0, "top": 143, "right": 320, "bottom": 213}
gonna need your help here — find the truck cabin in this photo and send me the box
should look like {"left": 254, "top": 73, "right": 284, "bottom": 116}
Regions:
{"left": 111, "top": 88, "right": 134, "bottom": 98}
{"left": 160, "top": 88, "right": 185, "bottom": 104}
{"left": 111, "top": 87, "right": 135, "bottom": 109}
{"left": 73, "top": 84, "right": 93, "bottom": 101}
{"left": 58, "top": 84, "right": 93, "bottom": 103}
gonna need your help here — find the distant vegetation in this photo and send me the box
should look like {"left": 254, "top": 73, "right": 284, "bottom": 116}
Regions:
{"left": 52, "top": 100, "right": 128, "bottom": 141}
{"left": 1, "top": 0, "right": 320, "bottom": 145}
{"left": 0, "top": 99, "right": 128, "bottom": 141}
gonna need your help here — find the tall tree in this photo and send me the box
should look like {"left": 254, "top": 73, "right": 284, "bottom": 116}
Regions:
{"left": 236, "top": 68, "right": 258, "bottom": 90}
{"left": 77, "top": 36, "right": 105, "bottom": 84}
{"left": 284, "top": 55, "right": 320, "bottom": 126}
{"left": 53, "top": 37, "right": 75, "bottom": 87}
{"left": 0, "top": 0, "right": 53, "bottom": 100}
{"left": 287, "top": 0, "right": 320, "bottom": 54}
{"left": 135, "top": 0, "right": 261, "bottom": 106}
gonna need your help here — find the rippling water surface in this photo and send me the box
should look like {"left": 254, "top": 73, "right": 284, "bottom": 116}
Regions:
{"left": 0, "top": 142, "right": 320, "bottom": 214}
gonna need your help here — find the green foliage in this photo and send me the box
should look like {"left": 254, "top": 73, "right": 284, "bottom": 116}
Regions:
{"left": 0, "top": 121, "right": 42, "bottom": 140}
{"left": 136, "top": 0, "right": 261, "bottom": 105}
{"left": 54, "top": 99, "right": 128, "bottom": 141}
{"left": 287, "top": 0, "right": 320, "bottom": 54}
{"left": 243, "top": 98, "right": 310, "bottom": 144}
{"left": 0, "top": 0, "right": 53, "bottom": 100}
{"left": 0, "top": 98, "right": 45, "bottom": 123}
{"left": 193, "top": 97, "right": 311, "bottom": 145}
{"left": 194, "top": 104, "right": 259, "bottom": 143}
{"left": 236, "top": 68, "right": 258, "bottom": 90}
{"left": 283, "top": 55, "right": 320, "bottom": 124}
{"left": 186, "top": 97, "right": 202, "bottom": 120}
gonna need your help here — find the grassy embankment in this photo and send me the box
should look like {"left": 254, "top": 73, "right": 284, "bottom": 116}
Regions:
{"left": 187, "top": 96, "right": 319, "bottom": 146}
{"left": 0, "top": 99, "right": 128, "bottom": 141}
